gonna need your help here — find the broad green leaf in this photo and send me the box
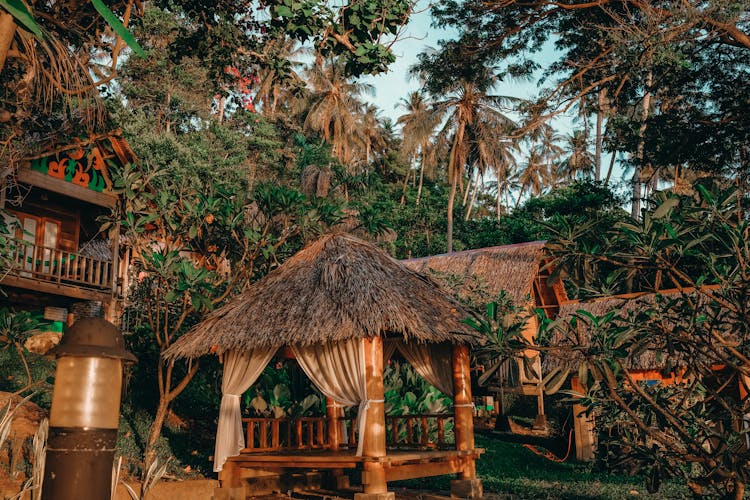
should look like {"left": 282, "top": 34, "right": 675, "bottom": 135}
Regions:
{"left": 91, "top": 0, "right": 145, "bottom": 57}
{"left": 652, "top": 198, "right": 679, "bottom": 219}
{"left": 543, "top": 367, "right": 570, "bottom": 395}
{"left": 0, "top": 0, "right": 43, "bottom": 39}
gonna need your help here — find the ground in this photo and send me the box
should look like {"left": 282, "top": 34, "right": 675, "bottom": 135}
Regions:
{"left": 110, "top": 434, "right": 690, "bottom": 499}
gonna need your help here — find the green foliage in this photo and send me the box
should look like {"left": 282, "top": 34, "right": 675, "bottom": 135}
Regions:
{"left": 541, "top": 184, "right": 750, "bottom": 496}
{"left": 394, "top": 434, "right": 689, "bottom": 498}
{"left": 0, "top": 309, "right": 54, "bottom": 398}
{"left": 244, "top": 361, "right": 324, "bottom": 419}
{"left": 90, "top": 0, "right": 145, "bottom": 56}
{"left": 0, "top": 0, "right": 43, "bottom": 39}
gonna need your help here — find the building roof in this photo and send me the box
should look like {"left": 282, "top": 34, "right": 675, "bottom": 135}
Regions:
{"left": 165, "top": 233, "right": 475, "bottom": 359}
{"left": 543, "top": 287, "right": 719, "bottom": 372}
{"left": 403, "top": 241, "right": 548, "bottom": 306}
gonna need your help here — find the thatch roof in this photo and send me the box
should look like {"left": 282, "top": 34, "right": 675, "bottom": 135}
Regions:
{"left": 164, "top": 233, "right": 474, "bottom": 360}
{"left": 544, "top": 288, "right": 718, "bottom": 372}
{"left": 403, "top": 241, "right": 547, "bottom": 305}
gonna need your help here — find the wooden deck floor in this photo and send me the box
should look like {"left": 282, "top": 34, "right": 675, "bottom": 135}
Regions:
{"left": 226, "top": 448, "right": 483, "bottom": 482}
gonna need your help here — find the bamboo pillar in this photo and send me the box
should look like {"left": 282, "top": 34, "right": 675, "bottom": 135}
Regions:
{"left": 452, "top": 344, "right": 475, "bottom": 478}
{"left": 355, "top": 337, "right": 392, "bottom": 500}
{"left": 571, "top": 377, "right": 596, "bottom": 461}
{"left": 326, "top": 396, "right": 340, "bottom": 451}
{"left": 450, "top": 344, "right": 482, "bottom": 498}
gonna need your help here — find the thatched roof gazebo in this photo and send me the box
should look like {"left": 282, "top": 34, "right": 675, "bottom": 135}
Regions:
{"left": 165, "top": 233, "right": 483, "bottom": 500}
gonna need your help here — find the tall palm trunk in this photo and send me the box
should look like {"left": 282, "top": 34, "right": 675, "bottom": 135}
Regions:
{"left": 416, "top": 150, "right": 425, "bottom": 206}
{"left": 632, "top": 71, "right": 653, "bottom": 219}
{"left": 595, "top": 88, "right": 607, "bottom": 181}
{"left": 446, "top": 121, "right": 467, "bottom": 253}
{"left": 462, "top": 171, "right": 473, "bottom": 207}
{"left": 465, "top": 175, "right": 481, "bottom": 221}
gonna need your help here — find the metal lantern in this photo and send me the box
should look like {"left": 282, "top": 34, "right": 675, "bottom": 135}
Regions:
{"left": 42, "top": 318, "right": 136, "bottom": 500}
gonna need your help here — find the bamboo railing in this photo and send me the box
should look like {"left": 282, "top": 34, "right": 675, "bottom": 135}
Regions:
{"left": 240, "top": 413, "right": 455, "bottom": 453}
{"left": 8, "top": 238, "right": 113, "bottom": 290}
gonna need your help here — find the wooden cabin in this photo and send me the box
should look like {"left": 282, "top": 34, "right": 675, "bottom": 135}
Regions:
{"left": 164, "top": 234, "right": 484, "bottom": 500}
{"left": 404, "top": 241, "right": 567, "bottom": 430}
{"left": 1, "top": 132, "right": 135, "bottom": 326}
{"left": 546, "top": 287, "right": 721, "bottom": 461}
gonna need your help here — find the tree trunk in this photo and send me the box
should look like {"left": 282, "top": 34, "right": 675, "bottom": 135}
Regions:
{"left": 416, "top": 152, "right": 425, "bottom": 206}
{"left": 447, "top": 172, "right": 457, "bottom": 253}
{"left": 632, "top": 71, "right": 653, "bottom": 220}
{"left": 0, "top": 13, "right": 16, "bottom": 74}
{"left": 604, "top": 150, "right": 617, "bottom": 186}
{"left": 496, "top": 186, "right": 502, "bottom": 221}
{"left": 145, "top": 398, "right": 170, "bottom": 472}
{"left": 465, "top": 175, "right": 481, "bottom": 221}
{"left": 515, "top": 185, "right": 526, "bottom": 208}
{"left": 400, "top": 157, "right": 413, "bottom": 205}
{"left": 595, "top": 88, "right": 606, "bottom": 181}
{"left": 462, "top": 171, "right": 473, "bottom": 207}
{"left": 446, "top": 121, "right": 467, "bottom": 253}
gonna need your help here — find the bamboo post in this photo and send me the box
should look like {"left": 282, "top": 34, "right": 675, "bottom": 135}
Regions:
{"left": 571, "top": 377, "right": 596, "bottom": 461}
{"left": 451, "top": 344, "right": 483, "bottom": 498}
{"left": 326, "top": 397, "right": 340, "bottom": 450}
{"left": 355, "top": 337, "right": 392, "bottom": 500}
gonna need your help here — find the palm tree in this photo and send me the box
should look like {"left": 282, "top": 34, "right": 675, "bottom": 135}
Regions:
{"left": 252, "top": 37, "right": 308, "bottom": 116}
{"left": 431, "top": 71, "right": 517, "bottom": 252}
{"left": 560, "top": 130, "right": 594, "bottom": 181}
{"left": 516, "top": 150, "right": 550, "bottom": 206}
{"left": 301, "top": 60, "right": 372, "bottom": 167}
{"left": 397, "top": 91, "right": 441, "bottom": 205}
{"left": 354, "top": 103, "right": 387, "bottom": 169}
{"left": 530, "top": 124, "right": 564, "bottom": 187}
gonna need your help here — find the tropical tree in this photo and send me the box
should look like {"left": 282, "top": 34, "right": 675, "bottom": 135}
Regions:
{"left": 560, "top": 130, "right": 594, "bottom": 181}
{"left": 421, "top": 64, "right": 517, "bottom": 252}
{"left": 425, "top": 0, "right": 750, "bottom": 219}
{"left": 397, "top": 91, "right": 441, "bottom": 205}
{"left": 541, "top": 186, "right": 750, "bottom": 498}
{"left": 515, "top": 150, "right": 549, "bottom": 206}
{"left": 302, "top": 60, "right": 373, "bottom": 167}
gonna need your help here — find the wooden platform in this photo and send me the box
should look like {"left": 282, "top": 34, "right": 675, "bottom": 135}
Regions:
{"left": 225, "top": 448, "right": 483, "bottom": 482}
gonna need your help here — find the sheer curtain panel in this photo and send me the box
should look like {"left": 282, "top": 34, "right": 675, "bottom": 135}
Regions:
{"left": 214, "top": 347, "right": 277, "bottom": 472}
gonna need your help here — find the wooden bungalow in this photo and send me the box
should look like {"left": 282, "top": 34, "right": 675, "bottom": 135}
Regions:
{"left": 1, "top": 131, "right": 135, "bottom": 326}
{"left": 404, "top": 241, "right": 568, "bottom": 429}
{"left": 164, "top": 234, "right": 484, "bottom": 500}
{"left": 544, "top": 287, "right": 721, "bottom": 461}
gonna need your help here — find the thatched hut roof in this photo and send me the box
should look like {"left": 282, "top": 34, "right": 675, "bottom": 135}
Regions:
{"left": 403, "top": 241, "right": 547, "bottom": 305}
{"left": 164, "top": 233, "right": 474, "bottom": 360}
{"left": 543, "top": 288, "right": 718, "bottom": 372}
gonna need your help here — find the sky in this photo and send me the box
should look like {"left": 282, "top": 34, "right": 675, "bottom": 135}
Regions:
{"left": 358, "top": 5, "right": 628, "bottom": 191}
{"left": 360, "top": 3, "right": 578, "bottom": 132}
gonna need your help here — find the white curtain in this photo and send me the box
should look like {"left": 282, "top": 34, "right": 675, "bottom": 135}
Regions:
{"left": 214, "top": 347, "right": 277, "bottom": 472}
{"left": 397, "top": 342, "right": 454, "bottom": 396}
{"left": 292, "top": 338, "right": 370, "bottom": 455}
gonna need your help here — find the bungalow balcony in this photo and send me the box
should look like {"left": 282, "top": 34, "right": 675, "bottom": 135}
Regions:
{"left": 3, "top": 237, "right": 116, "bottom": 302}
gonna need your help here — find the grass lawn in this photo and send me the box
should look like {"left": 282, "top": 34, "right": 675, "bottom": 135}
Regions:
{"left": 392, "top": 434, "right": 691, "bottom": 499}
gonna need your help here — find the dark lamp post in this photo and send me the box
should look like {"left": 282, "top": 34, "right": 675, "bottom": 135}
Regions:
{"left": 42, "top": 318, "right": 136, "bottom": 500}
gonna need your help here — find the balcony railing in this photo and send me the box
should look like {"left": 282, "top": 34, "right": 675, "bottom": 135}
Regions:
{"left": 7, "top": 238, "right": 114, "bottom": 291}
